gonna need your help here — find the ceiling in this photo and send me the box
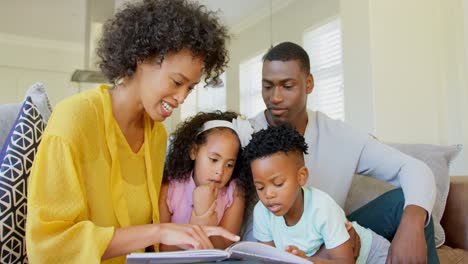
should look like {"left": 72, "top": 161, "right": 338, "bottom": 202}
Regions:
{"left": 197, "top": 0, "right": 285, "bottom": 32}
{"left": 0, "top": 0, "right": 292, "bottom": 43}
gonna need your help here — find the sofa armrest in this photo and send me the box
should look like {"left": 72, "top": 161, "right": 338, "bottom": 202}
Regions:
{"left": 440, "top": 176, "right": 468, "bottom": 250}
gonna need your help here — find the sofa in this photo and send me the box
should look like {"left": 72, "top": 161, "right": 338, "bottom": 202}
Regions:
{"left": 438, "top": 176, "right": 468, "bottom": 263}
{"left": 346, "top": 174, "right": 468, "bottom": 263}
{"left": 1, "top": 84, "right": 467, "bottom": 263}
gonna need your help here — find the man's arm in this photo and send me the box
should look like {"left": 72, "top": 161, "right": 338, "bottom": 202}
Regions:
{"left": 356, "top": 137, "right": 436, "bottom": 263}
{"left": 387, "top": 205, "right": 428, "bottom": 263}
{"left": 356, "top": 137, "right": 436, "bottom": 222}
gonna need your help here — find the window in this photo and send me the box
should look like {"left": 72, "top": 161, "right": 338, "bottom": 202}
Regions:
{"left": 303, "top": 18, "right": 345, "bottom": 121}
{"left": 239, "top": 53, "right": 265, "bottom": 118}
{"left": 180, "top": 73, "right": 226, "bottom": 120}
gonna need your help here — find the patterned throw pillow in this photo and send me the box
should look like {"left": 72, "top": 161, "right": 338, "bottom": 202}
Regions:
{"left": 0, "top": 97, "right": 45, "bottom": 264}
{"left": 1, "top": 82, "right": 52, "bottom": 149}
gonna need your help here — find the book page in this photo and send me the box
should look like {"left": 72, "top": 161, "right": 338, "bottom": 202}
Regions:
{"left": 126, "top": 249, "right": 229, "bottom": 264}
{"left": 229, "top": 241, "right": 313, "bottom": 264}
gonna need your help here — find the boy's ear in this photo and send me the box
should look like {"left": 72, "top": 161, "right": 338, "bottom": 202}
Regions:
{"left": 297, "top": 166, "right": 309, "bottom": 186}
{"left": 189, "top": 144, "right": 197, "bottom": 160}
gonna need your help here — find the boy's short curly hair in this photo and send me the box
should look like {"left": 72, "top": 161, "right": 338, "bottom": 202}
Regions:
{"left": 241, "top": 125, "right": 309, "bottom": 213}
{"left": 97, "top": 0, "right": 229, "bottom": 84}
{"left": 243, "top": 125, "right": 309, "bottom": 166}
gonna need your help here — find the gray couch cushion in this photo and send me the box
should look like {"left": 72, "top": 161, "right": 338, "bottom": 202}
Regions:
{"left": 0, "top": 104, "right": 21, "bottom": 148}
{"left": 345, "top": 143, "right": 462, "bottom": 247}
{"left": 0, "top": 82, "right": 52, "bottom": 148}
{"left": 23, "top": 82, "right": 53, "bottom": 123}
{"left": 391, "top": 143, "right": 462, "bottom": 247}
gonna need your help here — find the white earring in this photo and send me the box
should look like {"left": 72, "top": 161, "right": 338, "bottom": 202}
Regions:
{"left": 115, "top": 77, "right": 124, "bottom": 86}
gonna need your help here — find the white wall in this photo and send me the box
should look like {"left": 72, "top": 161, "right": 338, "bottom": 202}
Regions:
{"left": 369, "top": 0, "right": 443, "bottom": 144}
{"left": 0, "top": 33, "right": 85, "bottom": 106}
{"left": 340, "top": 0, "right": 375, "bottom": 133}
{"left": 229, "top": 0, "right": 468, "bottom": 175}
{"left": 0, "top": 0, "right": 85, "bottom": 43}
{"left": 366, "top": 0, "right": 468, "bottom": 174}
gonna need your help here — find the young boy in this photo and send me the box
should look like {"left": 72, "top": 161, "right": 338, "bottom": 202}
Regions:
{"left": 242, "top": 125, "right": 390, "bottom": 264}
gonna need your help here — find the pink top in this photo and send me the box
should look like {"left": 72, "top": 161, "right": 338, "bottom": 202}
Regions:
{"left": 166, "top": 171, "right": 238, "bottom": 224}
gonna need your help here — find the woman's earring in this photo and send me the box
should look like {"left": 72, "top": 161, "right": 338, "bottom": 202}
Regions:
{"left": 115, "top": 77, "right": 124, "bottom": 86}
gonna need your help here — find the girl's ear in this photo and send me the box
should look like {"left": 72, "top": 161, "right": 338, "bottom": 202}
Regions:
{"left": 297, "top": 166, "right": 309, "bottom": 186}
{"left": 189, "top": 144, "right": 198, "bottom": 161}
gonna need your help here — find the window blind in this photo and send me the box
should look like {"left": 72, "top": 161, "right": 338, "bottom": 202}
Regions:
{"left": 180, "top": 73, "right": 227, "bottom": 120}
{"left": 239, "top": 53, "right": 265, "bottom": 117}
{"left": 303, "top": 18, "right": 345, "bottom": 121}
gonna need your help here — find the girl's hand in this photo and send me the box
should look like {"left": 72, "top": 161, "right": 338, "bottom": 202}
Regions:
{"left": 193, "top": 183, "right": 219, "bottom": 216}
{"left": 157, "top": 223, "right": 240, "bottom": 250}
{"left": 190, "top": 200, "right": 218, "bottom": 226}
{"left": 285, "top": 245, "right": 307, "bottom": 258}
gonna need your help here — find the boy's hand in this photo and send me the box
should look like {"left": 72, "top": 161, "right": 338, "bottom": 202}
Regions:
{"left": 285, "top": 245, "right": 307, "bottom": 258}
{"left": 193, "top": 183, "right": 219, "bottom": 216}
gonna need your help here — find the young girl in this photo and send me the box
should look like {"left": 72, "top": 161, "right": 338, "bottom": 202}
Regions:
{"left": 160, "top": 111, "right": 253, "bottom": 250}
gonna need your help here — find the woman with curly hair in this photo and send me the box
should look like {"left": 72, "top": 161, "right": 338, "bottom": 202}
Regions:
{"left": 159, "top": 111, "right": 254, "bottom": 251}
{"left": 26, "top": 1, "right": 237, "bottom": 263}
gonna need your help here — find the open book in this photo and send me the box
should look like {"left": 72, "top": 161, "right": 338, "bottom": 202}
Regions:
{"left": 126, "top": 241, "right": 312, "bottom": 263}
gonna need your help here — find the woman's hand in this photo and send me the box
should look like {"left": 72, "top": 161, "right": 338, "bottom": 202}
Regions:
{"left": 157, "top": 223, "right": 240, "bottom": 250}
{"left": 103, "top": 223, "right": 240, "bottom": 259}
{"left": 193, "top": 183, "right": 219, "bottom": 216}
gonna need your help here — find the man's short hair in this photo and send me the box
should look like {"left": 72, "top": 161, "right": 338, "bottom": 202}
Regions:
{"left": 262, "top": 41, "right": 310, "bottom": 75}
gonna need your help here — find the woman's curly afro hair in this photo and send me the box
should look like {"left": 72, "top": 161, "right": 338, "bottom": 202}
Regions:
{"left": 97, "top": 0, "right": 229, "bottom": 84}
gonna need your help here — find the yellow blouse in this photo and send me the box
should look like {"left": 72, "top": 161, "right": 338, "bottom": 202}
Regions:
{"left": 26, "top": 86, "right": 167, "bottom": 264}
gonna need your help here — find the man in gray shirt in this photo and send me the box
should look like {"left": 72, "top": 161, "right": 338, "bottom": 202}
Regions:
{"left": 245, "top": 42, "right": 438, "bottom": 263}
